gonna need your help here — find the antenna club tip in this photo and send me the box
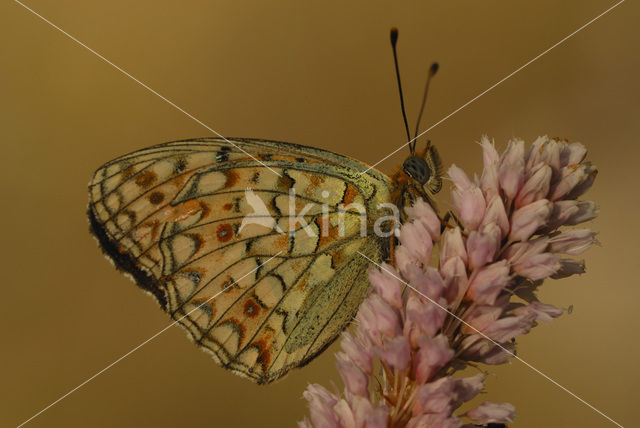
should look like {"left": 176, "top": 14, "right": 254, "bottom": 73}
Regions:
{"left": 390, "top": 28, "right": 398, "bottom": 45}
{"left": 430, "top": 62, "right": 439, "bottom": 75}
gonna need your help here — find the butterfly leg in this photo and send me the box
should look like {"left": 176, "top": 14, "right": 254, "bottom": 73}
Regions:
{"left": 441, "top": 210, "right": 463, "bottom": 233}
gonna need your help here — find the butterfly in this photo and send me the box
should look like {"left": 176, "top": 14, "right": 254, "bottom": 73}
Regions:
{"left": 88, "top": 29, "right": 443, "bottom": 384}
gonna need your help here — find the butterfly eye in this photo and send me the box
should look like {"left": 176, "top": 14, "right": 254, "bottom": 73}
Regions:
{"left": 402, "top": 156, "right": 431, "bottom": 185}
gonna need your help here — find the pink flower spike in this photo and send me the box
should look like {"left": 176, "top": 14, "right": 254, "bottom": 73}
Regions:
{"left": 548, "top": 229, "right": 598, "bottom": 255}
{"left": 414, "top": 334, "right": 455, "bottom": 383}
{"left": 368, "top": 264, "right": 403, "bottom": 309}
{"left": 509, "top": 199, "right": 552, "bottom": 242}
{"left": 466, "top": 401, "right": 516, "bottom": 424}
{"left": 466, "top": 260, "right": 510, "bottom": 305}
{"left": 336, "top": 353, "right": 368, "bottom": 397}
{"left": 404, "top": 198, "right": 441, "bottom": 241}
{"left": 481, "top": 196, "right": 510, "bottom": 238}
{"left": 514, "top": 163, "right": 552, "bottom": 208}
{"left": 499, "top": 138, "right": 525, "bottom": 200}
{"left": 340, "top": 332, "right": 373, "bottom": 375}
{"left": 374, "top": 336, "right": 411, "bottom": 371}
{"left": 399, "top": 220, "right": 433, "bottom": 264}
{"left": 466, "top": 223, "right": 501, "bottom": 270}
{"left": 440, "top": 227, "right": 468, "bottom": 266}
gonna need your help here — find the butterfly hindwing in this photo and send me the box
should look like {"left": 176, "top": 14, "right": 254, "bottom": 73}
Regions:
{"left": 88, "top": 138, "right": 393, "bottom": 382}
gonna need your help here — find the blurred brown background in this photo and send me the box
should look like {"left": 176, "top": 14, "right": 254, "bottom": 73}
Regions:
{"left": 1, "top": 1, "right": 638, "bottom": 427}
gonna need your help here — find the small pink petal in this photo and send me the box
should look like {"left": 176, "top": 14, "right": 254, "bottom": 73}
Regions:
{"left": 368, "top": 264, "right": 403, "bottom": 309}
{"left": 356, "top": 295, "right": 401, "bottom": 345}
{"left": 405, "top": 265, "right": 445, "bottom": 301}
{"left": 509, "top": 199, "right": 552, "bottom": 242}
{"left": 481, "top": 196, "right": 510, "bottom": 238}
{"left": 483, "top": 314, "right": 536, "bottom": 342}
{"left": 332, "top": 399, "right": 355, "bottom": 428}
{"left": 414, "top": 334, "right": 454, "bottom": 383}
{"left": 549, "top": 163, "right": 597, "bottom": 201}
{"left": 340, "top": 332, "right": 373, "bottom": 375}
{"left": 480, "top": 136, "right": 500, "bottom": 199}
{"left": 466, "top": 223, "right": 501, "bottom": 269}
{"left": 513, "top": 252, "right": 560, "bottom": 280}
{"left": 524, "top": 136, "right": 548, "bottom": 172}
{"left": 466, "top": 401, "right": 516, "bottom": 424}
{"left": 374, "top": 336, "right": 411, "bottom": 371}
{"left": 351, "top": 396, "right": 389, "bottom": 428}
{"left": 515, "top": 163, "right": 552, "bottom": 208}
{"left": 548, "top": 229, "right": 597, "bottom": 255}
{"left": 452, "top": 185, "right": 486, "bottom": 231}
{"left": 560, "top": 141, "right": 587, "bottom": 167}
{"left": 395, "top": 245, "right": 420, "bottom": 279}
{"left": 336, "top": 353, "right": 368, "bottom": 397}
{"left": 303, "top": 384, "right": 340, "bottom": 428}
{"left": 399, "top": 220, "right": 433, "bottom": 263}
{"left": 448, "top": 164, "right": 473, "bottom": 190}
{"left": 460, "top": 335, "right": 514, "bottom": 365}
{"left": 414, "top": 377, "right": 456, "bottom": 414}
{"left": 440, "top": 227, "right": 468, "bottom": 266}
{"left": 466, "top": 260, "right": 511, "bottom": 305}
{"left": 440, "top": 256, "right": 468, "bottom": 304}
{"left": 514, "top": 301, "right": 563, "bottom": 322}
{"left": 462, "top": 304, "right": 503, "bottom": 334}
{"left": 499, "top": 138, "right": 525, "bottom": 200}
{"left": 404, "top": 293, "right": 447, "bottom": 339}
{"left": 452, "top": 373, "right": 485, "bottom": 407}
{"left": 405, "top": 198, "right": 441, "bottom": 241}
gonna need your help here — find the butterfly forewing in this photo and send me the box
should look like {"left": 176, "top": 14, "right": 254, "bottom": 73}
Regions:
{"left": 88, "top": 138, "right": 393, "bottom": 383}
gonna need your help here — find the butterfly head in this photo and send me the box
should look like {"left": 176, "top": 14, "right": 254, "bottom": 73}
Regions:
{"left": 399, "top": 140, "right": 443, "bottom": 196}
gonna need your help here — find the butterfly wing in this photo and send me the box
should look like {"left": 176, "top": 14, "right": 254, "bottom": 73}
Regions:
{"left": 88, "top": 137, "right": 393, "bottom": 383}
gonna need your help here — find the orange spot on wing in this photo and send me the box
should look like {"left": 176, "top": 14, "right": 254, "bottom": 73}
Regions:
{"left": 223, "top": 203, "right": 233, "bottom": 211}
{"left": 135, "top": 171, "right": 157, "bottom": 188}
{"left": 343, "top": 184, "right": 358, "bottom": 204}
{"left": 224, "top": 170, "right": 239, "bottom": 189}
{"left": 216, "top": 224, "right": 233, "bottom": 242}
{"left": 243, "top": 299, "right": 260, "bottom": 318}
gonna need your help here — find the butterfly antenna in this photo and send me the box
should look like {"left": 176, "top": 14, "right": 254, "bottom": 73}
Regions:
{"left": 390, "top": 28, "right": 413, "bottom": 154}
{"left": 414, "top": 62, "right": 439, "bottom": 143}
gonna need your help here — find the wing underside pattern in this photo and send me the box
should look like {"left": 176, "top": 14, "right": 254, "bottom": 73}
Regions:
{"left": 88, "top": 138, "right": 393, "bottom": 382}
